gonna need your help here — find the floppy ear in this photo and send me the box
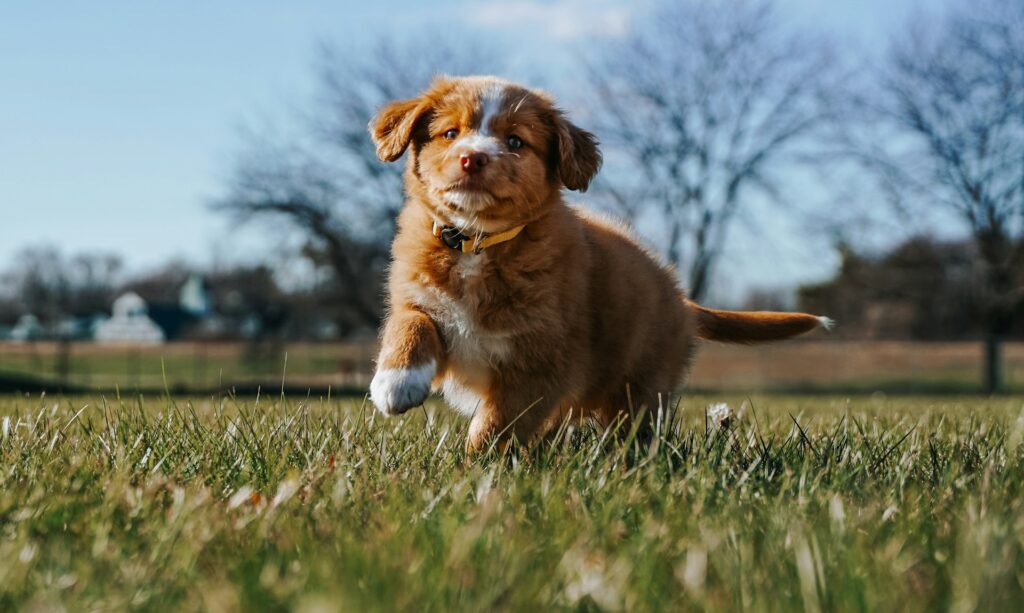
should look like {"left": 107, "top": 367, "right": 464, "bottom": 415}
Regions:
{"left": 552, "top": 112, "right": 602, "bottom": 192}
{"left": 369, "top": 97, "right": 428, "bottom": 162}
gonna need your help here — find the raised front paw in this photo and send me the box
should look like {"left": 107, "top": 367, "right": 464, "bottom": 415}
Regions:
{"left": 369, "top": 360, "right": 436, "bottom": 415}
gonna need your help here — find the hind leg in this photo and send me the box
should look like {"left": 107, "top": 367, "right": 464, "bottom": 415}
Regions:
{"left": 591, "top": 383, "right": 678, "bottom": 444}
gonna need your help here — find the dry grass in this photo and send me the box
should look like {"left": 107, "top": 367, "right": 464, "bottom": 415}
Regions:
{"left": 689, "top": 341, "right": 1024, "bottom": 392}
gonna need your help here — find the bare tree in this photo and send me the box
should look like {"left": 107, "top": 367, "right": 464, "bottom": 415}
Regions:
{"left": 0, "top": 246, "right": 123, "bottom": 324}
{"left": 849, "top": 0, "right": 1024, "bottom": 392}
{"left": 585, "top": 0, "right": 841, "bottom": 301}
{"left": 217, "top": 37, "right": 501, "bottom": 332}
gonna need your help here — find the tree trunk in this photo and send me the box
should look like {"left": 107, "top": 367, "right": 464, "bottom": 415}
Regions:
{"left": 979, "top": 248, "right": 1013, "bottom": 395}
{"left": 689, "top": 259, "right": 710, "bottom": 303}
{"left": 688, "top": 210, "right": 714, "bottom": 302}
{"left": 983, "top": 334, "right": 1002, "bottom": 394}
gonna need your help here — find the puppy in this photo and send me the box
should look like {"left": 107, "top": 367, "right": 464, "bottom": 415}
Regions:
{"left": 368, "top": 76, "right": 831, "bottom": 452}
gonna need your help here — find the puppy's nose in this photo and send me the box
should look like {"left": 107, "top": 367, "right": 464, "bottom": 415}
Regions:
{"left": 459, "top": 151, "right": 490, "bottom": 174}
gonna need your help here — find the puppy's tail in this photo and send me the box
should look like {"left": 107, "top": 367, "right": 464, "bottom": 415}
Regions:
{"left": 688, "top": 301, "right": 834, "bottom": 344}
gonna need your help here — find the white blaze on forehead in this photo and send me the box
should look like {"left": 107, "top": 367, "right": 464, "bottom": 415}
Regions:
{"left": 450, "top": 82, "right": 508, "bottom": 156}
{"left": 478, "top": 82, "right": 507, "bottom": 136}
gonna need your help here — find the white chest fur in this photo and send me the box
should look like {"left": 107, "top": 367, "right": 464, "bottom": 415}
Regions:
{"left": 406, "top": 255, "right": 512, "bottom": 416}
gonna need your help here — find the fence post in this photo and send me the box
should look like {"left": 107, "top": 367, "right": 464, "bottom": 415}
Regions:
{"left": 984, "top": 335, "right": 1002, "bottom": 394}
{"left": 55, "top": 337, "right": 71, "bottom": 388}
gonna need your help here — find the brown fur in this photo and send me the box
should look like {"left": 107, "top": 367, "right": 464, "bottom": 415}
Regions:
{"left": 691, "top": 304, "right": 827, "bottom": 344}
{"left": 367, "top": 76, "right": 830, "bottom": 452}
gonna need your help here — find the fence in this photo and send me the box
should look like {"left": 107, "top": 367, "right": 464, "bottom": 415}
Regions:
{"left": 0, "top": 340, "right": 1022, "bottom": 395}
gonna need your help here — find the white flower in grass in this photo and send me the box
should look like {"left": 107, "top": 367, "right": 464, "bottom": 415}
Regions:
{"left": 707, "top": 403, "right": 732, "bottom": 428}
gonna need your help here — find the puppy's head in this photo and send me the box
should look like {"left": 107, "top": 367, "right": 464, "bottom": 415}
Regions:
{"left": 370, "top": 76, "right": 601, "bottom": 231}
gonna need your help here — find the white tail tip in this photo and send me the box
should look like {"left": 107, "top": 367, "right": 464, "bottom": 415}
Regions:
{"left": 817, "top": 316, "right": 836, "bottom": 331}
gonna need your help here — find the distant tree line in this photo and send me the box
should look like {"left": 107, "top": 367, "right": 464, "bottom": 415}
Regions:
{"left": 798, "top": 236, "right": 1024, "bottom": 341}
{"left": 0, "top": 247, "right": 123, "bottom": 325}
{"left": 0, "top": 246, "right": 374, "bottom": 341}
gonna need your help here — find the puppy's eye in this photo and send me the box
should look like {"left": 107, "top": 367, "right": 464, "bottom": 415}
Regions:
{"left": 507, "top": 134, "right": 524, "bottom": 149}
{"left": 443, "top": 129, "right": 459, "bottom": 140}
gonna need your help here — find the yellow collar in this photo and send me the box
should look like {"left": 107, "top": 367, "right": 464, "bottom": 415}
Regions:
{"left": 431, "top": 221, "right": 526, "bottom": 254}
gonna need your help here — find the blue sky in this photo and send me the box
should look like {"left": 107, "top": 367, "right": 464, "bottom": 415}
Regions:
{"left": 0, "top": 1, "right": 931, "bottom": 301}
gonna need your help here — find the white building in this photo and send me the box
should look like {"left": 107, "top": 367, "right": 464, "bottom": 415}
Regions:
{"left": 94, "top": 292, "right": 165, "bottom": 344}
{"left": 179, "top": 273, "right": 211, "bottom": 317}
{"left": 9, "top": 314, "right": 44, "bottom": 342}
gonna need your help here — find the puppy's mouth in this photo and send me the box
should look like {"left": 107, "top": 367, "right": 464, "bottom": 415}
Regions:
{"left": 440, "top": 175, "right": 498, "bottom": 210}
{"left": 446, "top": 175, "right": 491, "bottom": 192}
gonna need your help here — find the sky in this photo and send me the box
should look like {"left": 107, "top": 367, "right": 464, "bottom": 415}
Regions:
{"left": 0, "top": 0, "right": 934, "bottom": 303}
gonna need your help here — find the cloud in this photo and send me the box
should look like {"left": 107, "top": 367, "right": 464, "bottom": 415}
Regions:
{"left": 462, "top": 0, "right": 632, "bottom": 41}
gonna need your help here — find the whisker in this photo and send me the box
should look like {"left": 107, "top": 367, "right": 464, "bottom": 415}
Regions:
{"left": 514, "top": 95, "right": 528, "bottom": 113}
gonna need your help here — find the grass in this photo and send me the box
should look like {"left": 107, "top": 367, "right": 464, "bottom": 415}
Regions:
{"left": 1, "top": 393, "right": 1023, "bottom": 611}
{"left": 3, "top": 340, "right": 1023, "bottom": 395}
{"left": 0, "top": 342, "right": 371, "bottom": 391}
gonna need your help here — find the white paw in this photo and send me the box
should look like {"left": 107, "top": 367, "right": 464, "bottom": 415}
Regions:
{"left": 369, "top": 360, "right": 436, "bottom": 415}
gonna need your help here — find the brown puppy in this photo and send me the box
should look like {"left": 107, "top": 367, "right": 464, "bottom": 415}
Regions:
{"left": 368, "top": 76, "right": 831, "bottom": 452}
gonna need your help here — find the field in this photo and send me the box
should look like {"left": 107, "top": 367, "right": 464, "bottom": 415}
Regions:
{"left": 2, "top": 340, "right": 1023, "bottom": 394}
{"left": 1, "top": 393, "right": 1023, "bottom": 610}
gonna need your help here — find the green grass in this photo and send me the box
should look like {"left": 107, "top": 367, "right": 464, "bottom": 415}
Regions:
{"left": 1, "top": 393, "right": 1023, "bottom": 611}
{"left": 0, "top": 346, "right": 361, "bottom": 390}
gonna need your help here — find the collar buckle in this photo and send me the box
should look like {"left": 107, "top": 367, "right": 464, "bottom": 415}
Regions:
{"left": 437, "top": 225, "right": 469, "bottom": 251}
{"left": 431, "top": 221, "right": 525, "bottom": 254}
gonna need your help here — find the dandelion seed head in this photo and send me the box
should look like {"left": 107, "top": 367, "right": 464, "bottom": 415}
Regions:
{"left": 707, "top": 403, "right": 732, "bottom": 428}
